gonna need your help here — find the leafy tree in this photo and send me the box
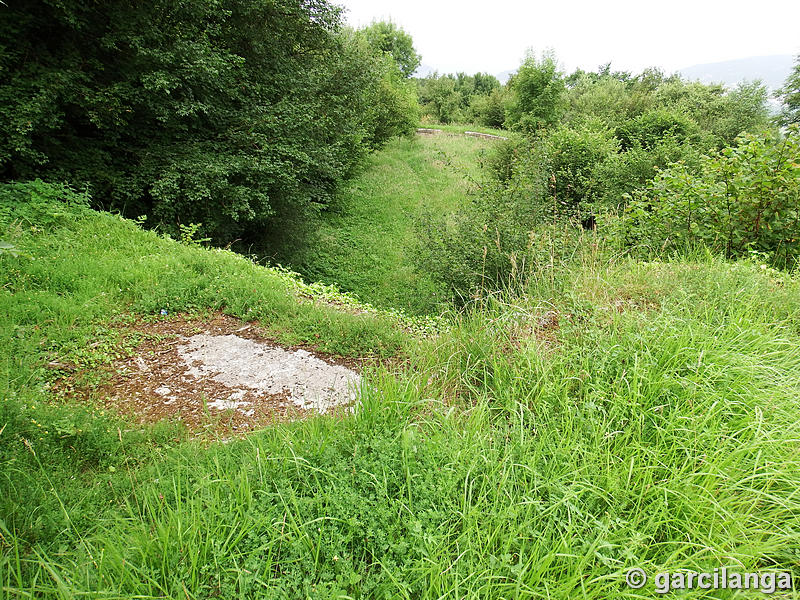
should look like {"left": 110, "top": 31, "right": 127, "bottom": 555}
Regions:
{"left": 416, "top": 72, "right": 501, "bottom": 125}
{"left": 0, "top": 0, "right": 404, "bottom": 245}
{"left": 542, "top": 124, "right": 620, "bottom": 219}
{"left": 656, "top": 80, "right": 770, "bottom": 148}
{"left": 451, "top": 72, "right": 500, "bottom": 109}
{"left": 777, "top": 54, "right": 800, "bottom": 126}
{"left": 472, "top": 72, "right": 502, "bottom": 96}
{"left": 363, "top": 51, "right": 420, "bottom": 148}
{"left": 358, "top": 21, "right": 421, "bottom": 78}
{"left": 596, "top": 135, "right": 702, "bottom": 210}
{"left": 505, "top": 51, "right": 566, "bottom": 131}
{"left": 413, "top": 146, "right": 552, "bottom": 303}
{"left": 565, "top": 74, "right": 654, "bottom": 127}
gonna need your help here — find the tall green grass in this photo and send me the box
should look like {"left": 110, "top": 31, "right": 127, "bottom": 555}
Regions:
{"left": 3, "top": 187, "right": 800, "bottom": 597}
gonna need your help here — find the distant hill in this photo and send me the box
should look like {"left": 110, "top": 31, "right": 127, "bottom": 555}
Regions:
{"left": 413, "top": 63, "right": 436, "bottom": 78}
{"left": 678, "top": 55, "right": 794, "bottom": 90}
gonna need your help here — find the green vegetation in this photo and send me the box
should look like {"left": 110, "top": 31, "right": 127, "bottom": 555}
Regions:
{"left": 412, "top": 55, "right": 793, "bottom": 303}
{"left": 272, "top": 134, "right": 496, "bottom": 315}
{"left": 619, "top": 127, "right": 800, "bottom": 267}
{"left": 505, "top": 52, "right": 567, "bottom": 132}
{"left": 777, "top": 54, "right": 800, "bottom": 126}
{"left": 422, "top": 123, "right": 509, "bottom": 137}
{"left": 0, "top": 180, "right": 419, "bottom": 362}
{"left": 3, "top": 188, "right": 800, "bottom": 596}
{"left": 358, "top": 21, "right": 421, "bottom": 79}
{"left": 4, "top": 3, "right": 800, "bottom": 597}
{"left": 417, "top": 72, "right": 503, "bottom": 126}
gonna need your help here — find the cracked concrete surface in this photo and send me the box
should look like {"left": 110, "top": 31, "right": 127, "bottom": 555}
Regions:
{"left": 176, "top": 333, "right": 361, "bottom": 413}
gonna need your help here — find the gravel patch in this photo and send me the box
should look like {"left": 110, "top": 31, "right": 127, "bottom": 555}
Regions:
{"left": 177, "top": 333, "right": 360, "bottom": 413}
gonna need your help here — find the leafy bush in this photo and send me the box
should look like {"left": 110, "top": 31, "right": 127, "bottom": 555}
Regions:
{"left": 655, "top": 80, "right": 770, "bottom": 148}
{"left": 596, "top": 135, "right": 703, "bottom": 211}
{"left": 358, "top": 20, "right": 421, "bottom": 78}
{"left": 416, "top": 72, "right": 501, "bottom": 126}
{"left": 565, "top": 73, "right": 654, "bottom": 127}
{"left": 488, "top": 124, "right": 621, "bottom": 219}
{"left": 486, "top": 137, "right": 525, "bottom": 184}
{"left": 617, "top": 127, "right": 800, "bottom": 266}
{"left": 0, "top": 179, "right": 89, "bottom": 231}
{"left": 615, "top": 108, "right": 700, "bottom": 150}
{"left": 413, "top": 137, "right": 592, "bottom": 302}
{"left": 564, "top": 68, "right": 771, "bottom": 150}
{"left": 417, "top": 75, "right": 463, "bottom": 124}
{"left": 364, "top": 55, "right": 421, "bottom": 148}
{"left": 777, "top": 54, "right": 800, "bottom": 126}
{"left": 541, "top": 124, "right": 620, "bottom": 220}
{"left": 468, "top": 88, "right": 507, "bottom": 128}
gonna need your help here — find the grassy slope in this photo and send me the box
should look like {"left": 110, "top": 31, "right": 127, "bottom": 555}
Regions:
{"left": 3, "top": 187, "right": 800, "bottom": 597}
{"left": 0, "top": 188, "right": 416, "bottom": 361}
{"left": 282, "top": 134, "right": 496, "bottom": 315}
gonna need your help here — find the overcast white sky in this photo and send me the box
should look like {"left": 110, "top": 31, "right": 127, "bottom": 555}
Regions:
{"left": 336, "top": 0, "right": 800, "bottom": 76}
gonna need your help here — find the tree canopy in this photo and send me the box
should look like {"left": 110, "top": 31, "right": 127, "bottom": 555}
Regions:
{"left": 505, "top": 52, "right": 567, "bottom": 131}
{"left": 777, "top": 54, "right": 800, "bottom": 126}
{"left": 358, "top": 21, "right": 421, "bottom": 78}
{"left": 0, "top": 0, "right": 419, "bottom": 245}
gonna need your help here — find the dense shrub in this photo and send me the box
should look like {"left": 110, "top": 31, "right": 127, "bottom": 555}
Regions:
{"left": 616, "top": 127, "right": 800, "bottom": 266}
{"left": 416, "top": 72, "right": 501, "bottom": 126}
{"left": 564, "top": 69, "right": 770, "bottom": 150}
{"left": 417, "top": 75, "right": 462, "bottom": 124}
{"left": 413, "top": 189, "right": 544, "bottom": 302}
{"left": 655, "top": 80, "right": 770, "bottom": 148}
{"left": 565, "top": 74, "right": 654, "bottom": 127}
{"left": 362, "top": 53, "right": 421, "bottom": 149}
{"left": 615, "top": 108, "right": 700, "bottom": 150}
{"left": 357, "top": 20, "right": 421, "bottom": 78}
{"left": 595, "top": 136, "right": 703, "bottom": 210}
{"left": 486, "top": 137, "right": 525, "bottom": 184}
{"left": 0, "top": 179, "right": 90, "bottom": 232}
{"left": 413, "top": 138, "right": 590, "bottom": 302}
{"left": 489, "top": 64, "right": 774, "bottom": 227}
{"left": 468, "top": 88, "right": 507, "bottom": 128}
{"left": 541, "top": 124, "right": 620, "bottom": 220}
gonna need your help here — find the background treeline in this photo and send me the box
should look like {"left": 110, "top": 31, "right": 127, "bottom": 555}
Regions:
{"left": 417, "top": 53, "right": 774, "bottom": 139}
{"left": 415, "top": 52, "right": 800, "bottom": 302}
{"left": 416, "top": 72, "right": 505, "bottom": 127}
{"left": 0, "top": 1, "right": 418, "bottom": 246}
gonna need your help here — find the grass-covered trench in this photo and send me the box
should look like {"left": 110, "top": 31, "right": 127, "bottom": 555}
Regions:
{"left": 3, "top": 180, "right": 800, "bottom": 598}
{"left": 271, "top": 133, "right": 497, "bottom": 316}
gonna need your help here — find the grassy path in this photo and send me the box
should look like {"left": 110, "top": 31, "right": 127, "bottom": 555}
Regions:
{"left": 283, "top": 133, "right": 497, "bottom": 315}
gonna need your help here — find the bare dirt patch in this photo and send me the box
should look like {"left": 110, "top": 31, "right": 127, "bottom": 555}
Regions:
{"left": 56, "top": 313, "right": 365, "bottom": 435}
